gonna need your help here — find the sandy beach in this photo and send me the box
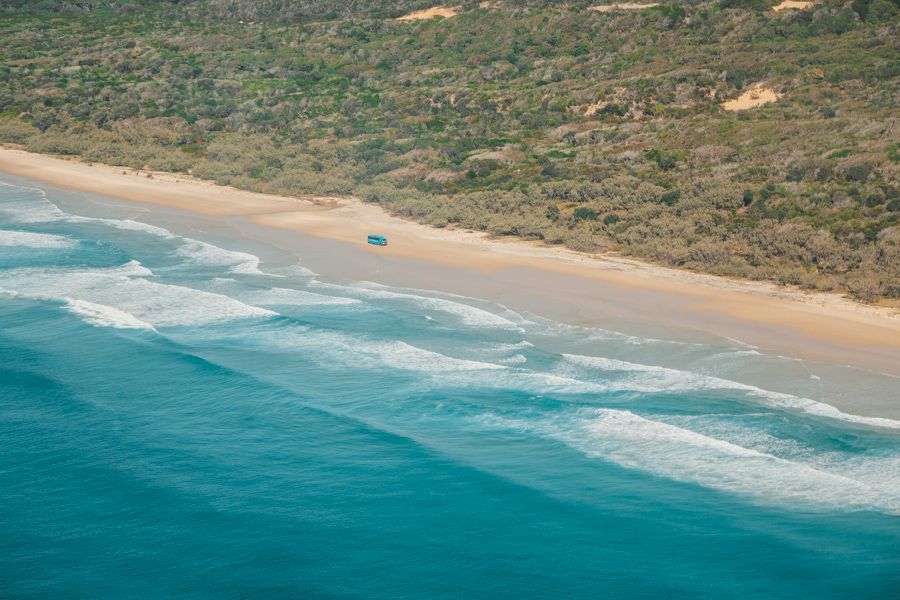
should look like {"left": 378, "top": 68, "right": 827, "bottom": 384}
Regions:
{"left": 2, "top": 145, "right": 899, "bottom": 379}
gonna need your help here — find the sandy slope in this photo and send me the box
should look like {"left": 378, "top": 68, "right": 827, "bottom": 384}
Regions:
{"left": 772, "top": 0, "right": 813, "bottom": 12}
{"left": 1, "top": 145, "right": 899, "bottom": 376}
{"left": 722, "top": 83, "right": 783, "bottom": 111}
{"left": 396, "top": 6, "right": 459, "bottom": 21}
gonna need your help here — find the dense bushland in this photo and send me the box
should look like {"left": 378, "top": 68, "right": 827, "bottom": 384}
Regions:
{"left": 1, "top": 0, "right": 898, "bottom": 301}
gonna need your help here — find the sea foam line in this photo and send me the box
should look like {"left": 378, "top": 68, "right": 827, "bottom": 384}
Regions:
{"left": 561, "top": 353, "right": 900, "bottom": 430}
{"left": 175, "top": 239, "right": 267, "bottom": 276}
{"left": 241, "top": 286, "right": 362, "bottom": 307}
{"left": 0, "top": 181, "right": 276, "bottom": 277}
{"left": 0, "top": 229, "right": 78, "bottom": 249}
{"left": 475, "top": 408, "right": 900, "bottom": 514}
{"left": 65, "top": 298, "right": 158, "bottom": 332}
{"left": 216, "top": 323, "right": 509, "bottom": 374}
{"left": 0, "top": 261, "right": 276, "bottom": 329}
{"left": 312, "top": 280, "right": 523, "bottom": 329}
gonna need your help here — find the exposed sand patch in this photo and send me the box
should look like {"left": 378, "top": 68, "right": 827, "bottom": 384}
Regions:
{"left": 722, "top": 83, "right": 783, "bottom": 111}
{"left": 589, "top": 3, "right": 660, "bottom": 13}
{"left": 583, "top": 101, "right": 606, "bottom": 116}
{"left": 772, "top": 0, "right": 813, "bottom": 11}
{"left": 396, "top": 6, "right": 459, "bottom": 21}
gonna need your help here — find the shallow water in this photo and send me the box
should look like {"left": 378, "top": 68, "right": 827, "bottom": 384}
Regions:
{"left": 1, "top": 178, "right": 898, "bottom": 598}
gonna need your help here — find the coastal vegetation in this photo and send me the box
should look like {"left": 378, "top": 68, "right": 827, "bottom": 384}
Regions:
{"left": 0, "top": 0, "right": 898, "bottom": 301}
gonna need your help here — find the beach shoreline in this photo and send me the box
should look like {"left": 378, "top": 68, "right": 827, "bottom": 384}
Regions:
{"left": 2, "top": 144, "right": 899, "bottom": 379}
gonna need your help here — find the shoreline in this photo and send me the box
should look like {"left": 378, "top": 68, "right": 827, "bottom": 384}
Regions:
{"left": 2, "top": 145, "right": 899, "bottom": 378}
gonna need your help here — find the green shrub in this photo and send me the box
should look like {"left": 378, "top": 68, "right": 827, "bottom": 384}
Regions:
{"left": 888, "top": 144, "right": 900, "bottom": 163}
{"left": 719, "top": 0, "right": 768, "bottom": 11}
{"left": 845, "top": 164, "right": 870, "bottom": 182}
{"left": 660, "top": 190, "right": 680, "bottom": 206}
{"left": 573, "top": 207, "right": 598, "bottom": 221}
{"left": 647, "top": 4, "right": 686, "bottom": 23}
{"left": 645, "top": 148, "right": 680, "bottom": 171}
{"left": 852, "top": 0, "right": 871, "bottom": 19}
{"left": 601, "top": 103, "right": 628, "bottom": 117}
{"left": 864, "top": 194, "right": 883, "bottom": 207}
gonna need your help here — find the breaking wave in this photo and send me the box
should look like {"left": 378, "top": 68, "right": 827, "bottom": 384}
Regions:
{"left": 561, "top": 353, "right": 900, "bottom": 429}
{"left": 475, "top": 408, "right": 900, "bottom": 513}
{"left": 0, "top": 261, "right": 274, "bottom": 328}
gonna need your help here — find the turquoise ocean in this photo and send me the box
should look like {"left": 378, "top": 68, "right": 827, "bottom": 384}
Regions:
{"left": 1, "top": 176, "right": 899, "bottom": 598}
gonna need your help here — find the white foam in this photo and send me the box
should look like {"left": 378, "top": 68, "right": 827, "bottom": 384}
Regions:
{"left": 575, "top": 410, "right": 899, "bottom": 512}
{"left": 0, "top": 182, "right": 273, "bottom": 277}
{"left": 229, "top": 324, "right": 507, "bottom": 373}
{"left": 65, "top": 299, "right": 157, "bottom": 331}
{"left": 563, "top": 353, "right": 731, "bottom": 393}
{"left": 562, "top": 353, "right": 900, "bottom": 429}
{"left": 270, "top": 263, "right": 317, "bottom": 278}
{"left": 527, "top": 316, "right": 695, "bottom": 348}
{"left": 723, "top": 349, "right": 763, "bottom": 357}
{"left": 313, "top": 280, "right": 522, "bottom": 329}
{"left": 489, "top": 340, "right": 535, "bottom": 352}
{"left": 429, "top": 368, "right": 609, "bottom": 396}
{"left": 367, "top": 340, "right": 507, "bottom": 372}
{"left": 498, "top": 354, "right": 528, "bottom": 365}
{"left": 654, "top": 413, "right": 900, "bottom": 500}
{"left": 0, "top": 185, "right": 176, "bottom": 238}
{"left": 656, "top": 414, "right": 810, "bottom": 460}
{"left": 0, "top": 261, "right": 275, "bottom": 328}
{"left": 0, "top": 184, "right": 68, "bottom": 222}
{"left": 98, "top": 218, "right": 175, "bottom": 238}
{"left": 0, "top": 229, "right": 77, "bottom": 249}
{"left": 477, "top": 409, "right": 900, "bottom": 513}
{"left": 175, "top": 239, "right": 265, "bottom": 275}
{"left": 242, "top": 287, "right": 361, "bottom": 307}
{"left": 472, "top": 340, "right": 534, "bottom": 365}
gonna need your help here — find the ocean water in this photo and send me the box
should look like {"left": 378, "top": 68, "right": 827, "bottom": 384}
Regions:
{"left": 0, "top": 178, "right": 898, "bottom": 599}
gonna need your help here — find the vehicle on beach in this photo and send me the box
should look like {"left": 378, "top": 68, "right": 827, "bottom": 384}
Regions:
{"left": 367, "top": 234, "right": 388, "bottom": 246}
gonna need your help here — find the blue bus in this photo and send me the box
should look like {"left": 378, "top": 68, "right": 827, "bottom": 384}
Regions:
{"left": 367, "top": 234, "right": 388, "bottom": 246}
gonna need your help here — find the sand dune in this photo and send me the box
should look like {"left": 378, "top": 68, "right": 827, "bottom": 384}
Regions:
{"left": 772, "top": 0, "right": 813, "bottom": 12}
{"left": 722, "top": 84, "right": 782, "bottom": 111}
{"left": 396, "top": 6, "right": 459, "bottom": 21}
